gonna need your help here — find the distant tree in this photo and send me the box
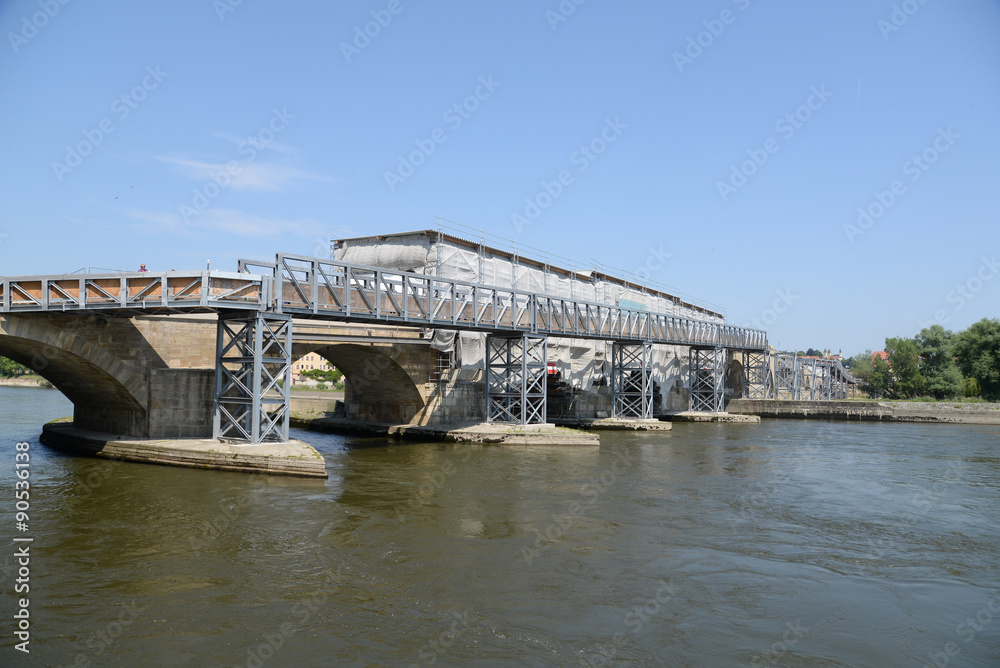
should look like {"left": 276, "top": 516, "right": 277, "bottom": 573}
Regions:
{"left": 915, "top": 325, "right": 962, "bottom": 399}
{"left": 885, "top": 337, "right": 925, "bottom": 398}
{"left": 796, "top": 350, "right": 807, "bottom": 357}
{"left": 865, "top": 355, "right": 894, "bottom": 399}
{"left": 845, "top": 350, "right": 873, "bottom": 379}
{"left": 963, "top": 377, "right": 981, "bottom": 398}
{"left": 954, "top": 318, "right": 1000, "bottom": 401}
{"left": 0, "top": 356, "right": 29, "bottom": 378}
{"left": 300, "top": 368, "right": 343, "bottom": 385}
{"left": 924, "top": 366, "right": 964, "bottom": 400}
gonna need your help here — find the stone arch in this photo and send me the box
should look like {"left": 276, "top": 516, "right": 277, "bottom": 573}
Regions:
{"left": 0, "top": 317, "right": 148, "bottom": 436}
{"left": 291, "top": 343, "right": 427, "bottom": 424}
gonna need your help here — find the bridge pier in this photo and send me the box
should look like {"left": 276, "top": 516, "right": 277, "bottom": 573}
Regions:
{"left": 611, "top": 341, "right": 653, "bottom": 420}
{"left": 689, "top": 347, "right": 726, "bottom": 412}
{"left": 741, "top": 349, "right": 771, "bottom": 400}
{"left": 213, "top": 312, "right": 292, "bottom": 443}
{"left": 485, "top": 333, "right": 547, "bottom": 425}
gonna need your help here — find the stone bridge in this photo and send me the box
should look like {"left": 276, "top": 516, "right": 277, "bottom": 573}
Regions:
{"left": 0, "top": 313, "right": 458, "bottom": 439}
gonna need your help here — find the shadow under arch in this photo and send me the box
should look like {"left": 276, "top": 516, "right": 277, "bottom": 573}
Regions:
{"left": 292, "top": 343, "right": 426, "bottom": 424}
{"left": 0, "top": 332, "right": 148, "bottom": 436}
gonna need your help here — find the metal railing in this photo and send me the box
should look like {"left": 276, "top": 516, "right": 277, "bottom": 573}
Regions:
{"left": 0, "top": 271, "right": 269, "bottom": 313}
{"left": 248, "top": 253, "right": 768, "bottom": 350}
{"left": 1, "top": 255, "right": 768, "bottom": 351}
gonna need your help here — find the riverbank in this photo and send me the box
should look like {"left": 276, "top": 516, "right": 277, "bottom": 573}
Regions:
{"left": 41, "top": 419, "right": 328, "bottom": 478}
{"left": 728, "top": 399, "right": 1000, "bottom": 425}
{"left": 0, "top": 375, "right": 51, "bottom": 388}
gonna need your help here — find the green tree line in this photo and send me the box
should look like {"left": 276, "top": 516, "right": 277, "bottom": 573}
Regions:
{"left": 845, "top": 318, "right": 1000, "bottom": 401}
{"left": 0, "top": 356, "right": 30, "bottom": 377}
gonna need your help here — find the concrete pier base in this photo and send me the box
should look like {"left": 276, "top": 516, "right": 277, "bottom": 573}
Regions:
{"left": 552, "top": 418, "right": 672, "bottom": 431}
{"left": 663, "top": 412, "right": 761, "bottom": 423}
{"left": 41, "top": 420, "right": 328, "bottom": 478}
{"left": 389, "top": 422, "right": 600, "bottom": 445}
{"left": 290, "top": 416, "right": 598, "bottom": 445}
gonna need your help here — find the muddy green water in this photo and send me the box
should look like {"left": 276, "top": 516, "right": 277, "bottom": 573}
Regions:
{"left": 1, "top": 386, "right": 998, "bottom": 667}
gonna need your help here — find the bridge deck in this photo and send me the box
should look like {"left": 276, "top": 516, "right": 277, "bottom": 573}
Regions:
{"left": 1, "top": 254, "right": 767, "bottom": 350}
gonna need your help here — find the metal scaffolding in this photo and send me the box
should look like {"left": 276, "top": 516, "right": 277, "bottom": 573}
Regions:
{"left": 768, "top": 353, "right": 857, "bottom": 401}
{"left": 213, "top": 312, "right": 292, "bottom": 443}
{"left": 486, "top": 333, "right": 547, "bottom": 425}
{"left": 742, "top": 349, "right": 771, "bottom": 399}
{"left": 773, "top": 352, "right": 798, "bottom": 400}
{"left": 689, "top": 347, "right": 726, "bottom": 412}
{"left": 612, "top": 341, "right": 653, "bottom": 420}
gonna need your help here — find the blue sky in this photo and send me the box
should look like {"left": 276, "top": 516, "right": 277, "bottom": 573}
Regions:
{"left": 2, "top": 0, "right": 998, "bottom": 355}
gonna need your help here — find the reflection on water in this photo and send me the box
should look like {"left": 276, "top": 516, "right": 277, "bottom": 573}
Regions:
{"left": 1, "top": 386, "right": 999, "bottom": 666}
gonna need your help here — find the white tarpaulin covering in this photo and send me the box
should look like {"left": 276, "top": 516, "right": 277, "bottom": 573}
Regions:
{"left": 336, "top": 236, "right": 437, "bottom": 273}
{"left": 336, "top": 234, "right": 717, "bottom": 408}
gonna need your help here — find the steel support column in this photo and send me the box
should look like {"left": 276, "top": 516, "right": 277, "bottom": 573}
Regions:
{"left": 486, "top": 333, "right": 547, "bottom": 425}
{"left": 741, "top": 349, "right": 770, "bottom": 399}
{"left": 773, "top": 353, "right": 797, "bottom": 400}
{"left": 612, "top": 341, "right": 653, "bottom": 419}
{"left": 213, "top": 312, "right": 292, "bottom": 443}
{"left": 819, "top": 363, "right": 832, "bottom": 400}
{"left": 689, "top": 347, "right": 726, "bottom": 412}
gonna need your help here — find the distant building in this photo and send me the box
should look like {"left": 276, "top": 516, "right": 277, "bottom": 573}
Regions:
{"left": 871, "top": 351, "right": 889, "bottom": 363}
{"left": 291, "top": 352, "right": 336, "bottom": 386}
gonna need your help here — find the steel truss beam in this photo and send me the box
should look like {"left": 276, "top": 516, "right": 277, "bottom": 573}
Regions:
{"left": 213, "top": 312, "right": 292, "bottom": 444}
{"left": 612, "top": 341, "right": 653, "bottom": 419}
{"left": 486, "top": 333, "right": 547, "bottom": 425}
{"left": 742, "top": 349, "right": 771, "bottom": 399}
{"left": 689, "top": 347, "right": 726, "bottom": 412}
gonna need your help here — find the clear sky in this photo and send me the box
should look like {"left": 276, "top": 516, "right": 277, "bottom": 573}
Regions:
{"left": 2, "top": 0, "right": 998, "bottom": 355}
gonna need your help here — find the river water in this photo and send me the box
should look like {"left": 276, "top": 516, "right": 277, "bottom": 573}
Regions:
{"left": 1, "top": 385, "right": 998, "bottom": 667}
